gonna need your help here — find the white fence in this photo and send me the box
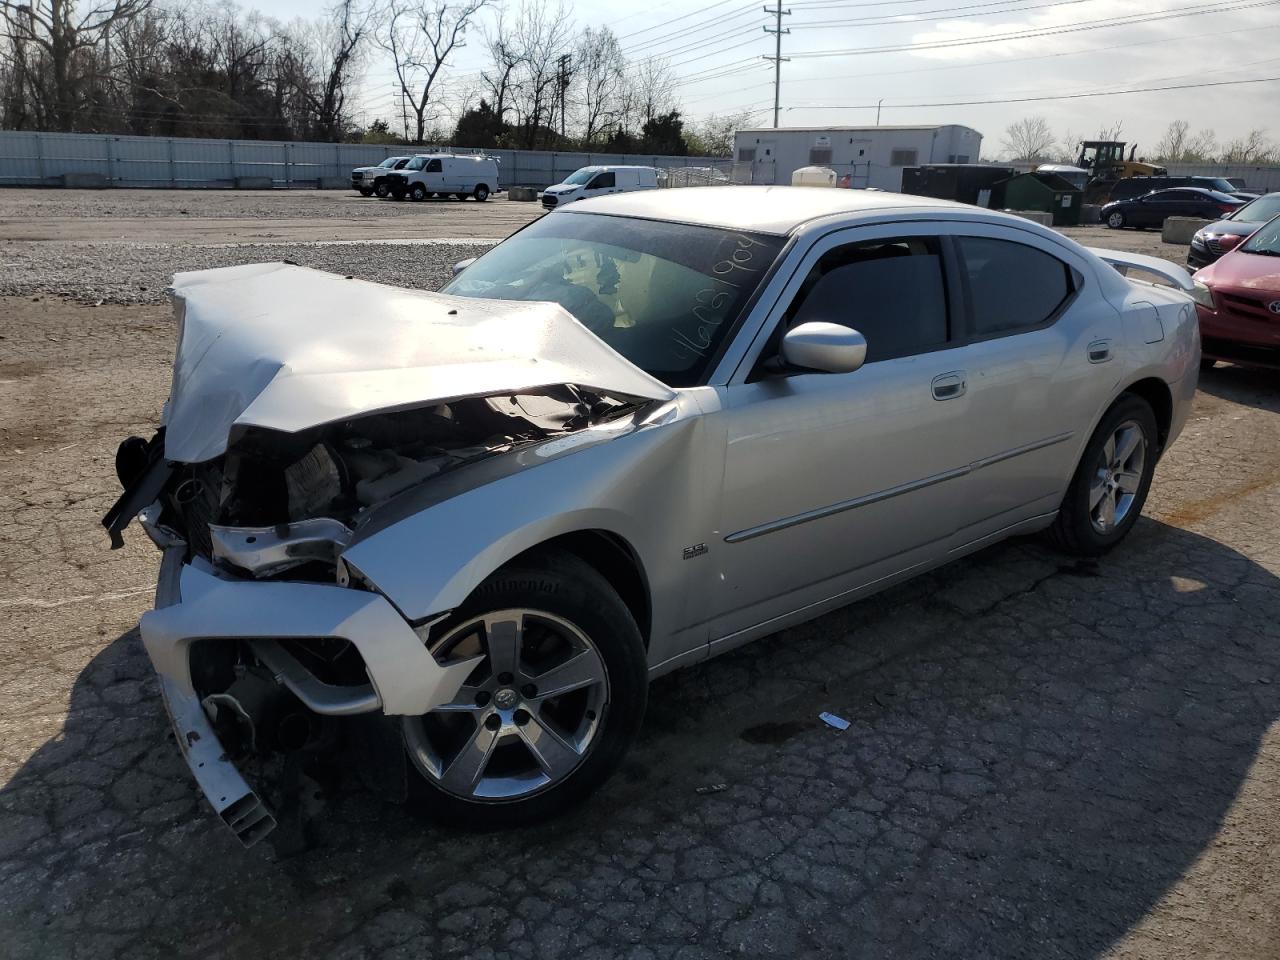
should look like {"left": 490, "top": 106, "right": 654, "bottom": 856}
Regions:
{"left": 0, "top": 130, "right": 735, "bottom": 189}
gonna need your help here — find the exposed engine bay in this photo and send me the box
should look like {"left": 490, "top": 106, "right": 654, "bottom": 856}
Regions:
{"left": 113, "top": 384, "right": 636, "bottom": 579}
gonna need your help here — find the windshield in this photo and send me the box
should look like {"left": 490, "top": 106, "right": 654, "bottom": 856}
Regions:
{"left": 1241, "top": 216, "right": 1280, "bottom": 256}
{"left": 1207, "top": 178, "right": 1236, "bottom": 193}
{"left": 441, "top": 212, "right": 786, "bottom": 386}
{"left": 1234, "top": 194, "right": 1280, "bottom": 223}
{"left": 406, "top": 156, "right": 427, "bottom": 171}
{"left": 563, "top": 168, "right": 597, "bottom": 186}
{"left": 378, "top": 157, "right": 401, "bottom": 168}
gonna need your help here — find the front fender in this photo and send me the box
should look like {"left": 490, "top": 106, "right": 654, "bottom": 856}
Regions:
{"left": 340, "top": 408, "right": 718, "bottom": 663}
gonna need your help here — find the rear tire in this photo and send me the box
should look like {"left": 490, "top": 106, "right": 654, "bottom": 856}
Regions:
{"left": 1048, "top": 394, "right": 1157, "bottom": 557}
{"left": 403, "top": 550, "right": 647, "bottom": 827}
{"left": 1107, "top": 211, "right": 1126, "bottom": 229}
{"left": 473, "top": 184, "right": 490, "bottom": 201}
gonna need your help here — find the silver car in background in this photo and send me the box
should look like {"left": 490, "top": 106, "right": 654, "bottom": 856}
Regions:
{"left": 105, "top": 187, "right": 1199, "bottom": 846}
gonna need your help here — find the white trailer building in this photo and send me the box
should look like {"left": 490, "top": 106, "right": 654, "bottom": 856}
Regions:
{"left": 734, "top": 125, "right": 984, "bottom": 191}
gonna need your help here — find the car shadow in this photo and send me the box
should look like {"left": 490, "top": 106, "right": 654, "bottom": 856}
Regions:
{"left": 2, "top": 518, "right": 1278, "bottom": 958}
{"left": 1197, "top": 362, "right": 1280, "bottom": 411}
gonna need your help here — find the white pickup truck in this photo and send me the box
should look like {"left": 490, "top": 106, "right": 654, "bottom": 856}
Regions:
{"left": 385, "top": 154, "right": 500, "bottom": 202}
{"left": 350, "top": 156, "right": 411, "bottom": 197}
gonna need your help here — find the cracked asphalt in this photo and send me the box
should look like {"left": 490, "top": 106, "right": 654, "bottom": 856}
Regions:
{"left": 2, "top": 191, "right": 1279, "bottom": 959}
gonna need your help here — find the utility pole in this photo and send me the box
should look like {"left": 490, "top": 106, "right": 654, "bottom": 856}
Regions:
{"left": 762, "top": 2, "right": 790, "bottom": 129}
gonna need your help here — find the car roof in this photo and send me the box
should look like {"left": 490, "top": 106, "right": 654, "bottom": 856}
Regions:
{"left": 562, "top": 185, "right": 979, "bottom": 235}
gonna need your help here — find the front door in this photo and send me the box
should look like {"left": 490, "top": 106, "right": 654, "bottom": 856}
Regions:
{"left": 753, "top": 140, "right": 778, "bottom": 185}
{"left": 708, "top": 226, "right": 973, "bottom": 644}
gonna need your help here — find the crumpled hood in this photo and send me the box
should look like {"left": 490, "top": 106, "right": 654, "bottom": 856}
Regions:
{"left": 162, "top": 263, "right": 674, "bottom": 464}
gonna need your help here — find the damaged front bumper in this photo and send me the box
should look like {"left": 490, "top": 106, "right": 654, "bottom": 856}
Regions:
{"left": 141, "top": 545, "right": 477, "bottom": 846}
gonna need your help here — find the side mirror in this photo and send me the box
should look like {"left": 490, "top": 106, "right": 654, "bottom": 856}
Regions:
{"left": 781, "top": 321, "right": 867, "bottom": 374}
{"left": 452, "top": 258, "right": 476, "bottom": 276}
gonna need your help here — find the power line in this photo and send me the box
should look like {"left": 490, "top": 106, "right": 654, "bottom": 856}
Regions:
{"left": 789, "top": 0, "right": 1095, "bottom": 28}
{"left": 616, "top": 0, "right": 747, "bottom": 40}
{"left": 785, "top": 0, "right": 1280, "bottom": 58}
{"left": 793, "top": 73, "right": 1280, "bottom": 109}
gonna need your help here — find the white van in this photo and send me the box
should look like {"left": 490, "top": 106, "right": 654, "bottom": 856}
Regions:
{"left": 541, "top": 165, "right": 659, "bottom": 208}
{"left": 385, "top": 154, "right": 500, "bottom": 202}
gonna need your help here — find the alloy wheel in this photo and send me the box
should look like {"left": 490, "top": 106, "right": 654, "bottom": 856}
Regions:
{"left": 403, "top": 609, "right": 609, "bottom": 801}
{"left": 1089, "top": 419, "right": 1146, "bottom": 534}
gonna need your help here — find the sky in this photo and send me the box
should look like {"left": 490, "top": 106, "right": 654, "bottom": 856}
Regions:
{"left": 252, "top": 0, "right": 1280, "bottom": 159}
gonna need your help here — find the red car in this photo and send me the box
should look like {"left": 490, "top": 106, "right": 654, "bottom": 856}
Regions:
{"left": 1191, "top": 213, "right": 1280, "bottom": 369}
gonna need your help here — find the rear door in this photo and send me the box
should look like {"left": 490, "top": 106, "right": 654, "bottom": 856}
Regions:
{"left": 945, "top": 227, "right": 1120, "bottom": 542}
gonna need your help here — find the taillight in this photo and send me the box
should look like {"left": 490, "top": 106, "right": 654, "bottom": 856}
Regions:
{"left": 1219, "top": 204, "right": 1237, "bottom": 214}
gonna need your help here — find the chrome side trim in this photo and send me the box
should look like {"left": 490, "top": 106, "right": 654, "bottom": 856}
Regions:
{"left": 968, "top": 430, "right": 1074, "bottom": 471}
{"left": 724, "top": 466, "right": 970, "bottom": 544}
{"left": 724, "top": 432, "right": 1073, "bottom": 544}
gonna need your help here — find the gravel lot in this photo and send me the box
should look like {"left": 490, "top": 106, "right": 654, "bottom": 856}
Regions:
{"left": 2, "top": 189, "right": 1277, "bottom": 960}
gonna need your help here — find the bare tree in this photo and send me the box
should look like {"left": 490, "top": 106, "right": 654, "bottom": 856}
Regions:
{"left": 380, "top": 0, "right": 489, "bottom": 144}
{"left": 506, "top": 0, "right": 573, "bottom": 148}
{"left": 0, "top": 0, "right": 150, "bottom": 130}
{"left": 1094, "top": 119, "right": 1124, "bottom": 142}
{"left": 1186, "top": 128, "right": 1218, "bottom": 162}
{"left": 303, "top": 0, "right": 374, "bottom": 140}
{"left": 625, "top": 56, "right": 675, "bottom": 130}
{"left": 686, "top": 109, "right": 754, "bottom": 157}
{"left": 1001, "top": 115, "right": 1055, "bottom": 161}
{"left": 1221, "top": 129, "right": 1275, "bottom": 164}
{"left": 1154, "top": 120, "right": 1189, "bottom": 162}
{"left": 572, "top": 25, "right": 622, "bottom": 144}
{"left": 481, "top": 12, "right": 522, "bottom": 127}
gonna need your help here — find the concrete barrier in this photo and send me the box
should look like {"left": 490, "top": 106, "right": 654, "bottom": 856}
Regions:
{"left": 1162, "top": 217, "right": 1211, "bottom": 244}
{"left": 234, "top": 176, "right": 273, "bottom": 190}
{"left": 1003, "top": 209, "right": 1053, "bottom": 227}
{"left": 507, "top": 186, "right": 539, "bottom": 202}
{"left": 1080, "top": 204, "right": 1102, "bottom": 225}
{"left": 59, "top": 173, "right": 108, "bottom": 189}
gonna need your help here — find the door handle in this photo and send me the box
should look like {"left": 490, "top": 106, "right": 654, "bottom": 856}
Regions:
{"left": 931, "top": 371, "right": 967, "bottom": 401}
{"left": 1088, "top": 339, "right": 1112, "bottom": 363}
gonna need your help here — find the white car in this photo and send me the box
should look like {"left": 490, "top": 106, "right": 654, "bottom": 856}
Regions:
{"left": 104, "top": 187, "right": 1198, "bottom": 847}
{"left": 385, "top": 154, "right": 500, "bottom": 202}
{"left": 541, "top": 165, "right": 659, "bottom": 208}
{"left": 350, "top": 156, "right": 411, "bottom": 197}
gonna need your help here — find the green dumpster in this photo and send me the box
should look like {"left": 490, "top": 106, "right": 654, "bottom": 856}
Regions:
{"left": 997, "top": 172, "right": 1083, "bottom": 226}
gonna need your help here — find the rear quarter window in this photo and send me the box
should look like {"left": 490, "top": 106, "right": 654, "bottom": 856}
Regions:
{"left": 958, "top": 237, "right": 1074, "bottom": 337}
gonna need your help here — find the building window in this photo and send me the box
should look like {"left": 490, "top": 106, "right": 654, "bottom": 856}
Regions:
{"left": 809, "top": 148, "right": 833, "bottom": 165}
{"left": 890, "top": 149, "right": 918, "bottom": 166}
{"left": 738, "top": 148, "right": 756, "bottom": 162}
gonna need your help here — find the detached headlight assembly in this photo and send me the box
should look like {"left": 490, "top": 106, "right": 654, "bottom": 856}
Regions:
{"left": 1190, "top": 280, "right": 1215, "bottom": 310}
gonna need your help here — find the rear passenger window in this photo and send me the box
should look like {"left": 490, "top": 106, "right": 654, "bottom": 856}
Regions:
{"left": 957, "top": 237, "right": 1072, "bottom": 337}
{"left": 785, "top": 237, "right": 949, "bottom": 363}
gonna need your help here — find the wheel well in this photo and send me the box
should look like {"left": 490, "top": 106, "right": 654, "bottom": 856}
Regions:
{"left": 508, "top": 531, "right": 651, "bottom": 646}
{"left": 1122, "top": 377, "right": 1173, "bottom": 452}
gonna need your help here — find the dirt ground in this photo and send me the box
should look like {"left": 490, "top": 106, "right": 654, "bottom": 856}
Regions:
{"left": 1, "top": 190, "right": 1277, "bottom": 960}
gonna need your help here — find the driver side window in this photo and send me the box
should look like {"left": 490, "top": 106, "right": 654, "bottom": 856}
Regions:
{"left": 782, "top": 237, "right": 950, "bottom": 364}
{"left": 425, "top": 159, "right": 443, "bottom": 173}
{"left": 589, "top": 172, "right": 616, "bottom": 189}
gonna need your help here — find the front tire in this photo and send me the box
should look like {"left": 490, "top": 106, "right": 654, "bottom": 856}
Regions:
{"left": 410, "top": 183, "right": 427, "bottom": 201}
{"left": 403, "top": 551, "right": 647, "bottom": 827}
{"left": 1107, "top": 210, "right": 1126, "bottom": 229}
{"left": 374, "top": 181, "right": 391, "bottom": 198}
{"left": 1048, "top": 394, "right": 1157, "bottom": 556}
{"left": 358, "top": 187, "right": 373, "bottom": 197}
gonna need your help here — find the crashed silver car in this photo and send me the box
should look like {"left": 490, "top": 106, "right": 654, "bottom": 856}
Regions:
{"left": 106, "top": 187, "right": 1199, "bottom": 846}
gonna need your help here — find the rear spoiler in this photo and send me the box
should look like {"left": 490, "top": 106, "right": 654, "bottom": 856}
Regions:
{"left": 1087, "top": 247, "right": 1195, "bottom": 293}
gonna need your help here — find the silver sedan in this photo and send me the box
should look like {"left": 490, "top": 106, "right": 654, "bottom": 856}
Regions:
{"left": 105, "top": 186, "right": 1199, "bottom": 846}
